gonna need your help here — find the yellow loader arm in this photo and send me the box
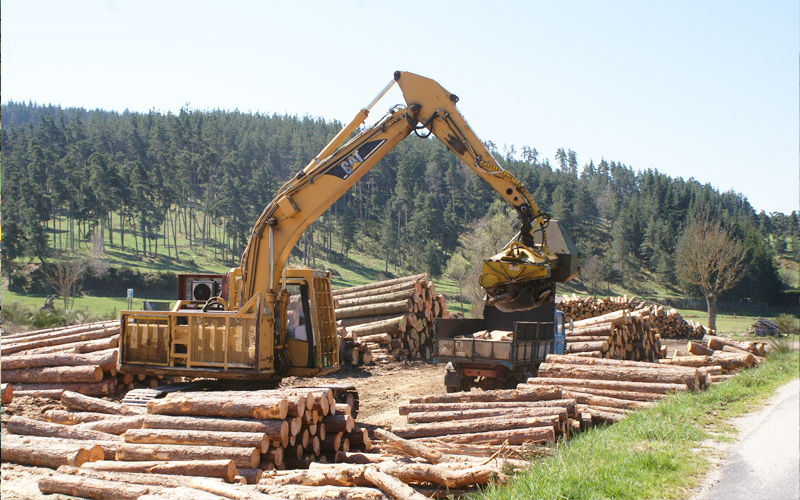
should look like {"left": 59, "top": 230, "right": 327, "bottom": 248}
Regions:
{"left": 236, "top": 71, "right": 578, "bottom": 314}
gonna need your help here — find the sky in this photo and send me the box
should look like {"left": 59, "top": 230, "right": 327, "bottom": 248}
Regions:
{"left": 2, "top": 1, "right": 798, "bottom": 215}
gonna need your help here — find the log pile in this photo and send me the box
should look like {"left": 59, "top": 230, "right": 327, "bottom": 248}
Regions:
{"left": 0, "top": 320, "right": 169, "bottom": 398}
{"left": 565, "top": 308, "right": 662, "bottom": 361}
{"left": 658, "top": 335, "right": 767, "bottom": 382}
{"left": 557, "top": 295, "right": 712, "bottom": 339}
{"left": 334, "top": 273, "right": 450, "bottom": 364}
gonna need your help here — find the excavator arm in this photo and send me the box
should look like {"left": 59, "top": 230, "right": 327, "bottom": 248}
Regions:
{"left": 236, "top": 71, "right": 579, "bottom": 314}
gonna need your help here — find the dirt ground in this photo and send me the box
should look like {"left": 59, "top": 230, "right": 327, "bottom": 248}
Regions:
{"left": 0, "top": 360, "right": 446, "bottom": 499}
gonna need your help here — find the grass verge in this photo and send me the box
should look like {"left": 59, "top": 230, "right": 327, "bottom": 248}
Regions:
{"left": 476, "top": 349, "right": 799, "bottom": 500}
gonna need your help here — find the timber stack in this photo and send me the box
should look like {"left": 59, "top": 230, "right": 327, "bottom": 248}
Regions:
{"left": 0, "top": 320, "right": 168, "bottom": 398}
{"left": 658, "top": 334, "right": 768, "bottom": 383}
{"left": 565, "top": 308, "right": 662, "bottom": 361}
{"left": 558, "top": 295, "right": 710, "bottom": 339}
{"left": 333, "top": 272, "right": 449, "bottom": 365}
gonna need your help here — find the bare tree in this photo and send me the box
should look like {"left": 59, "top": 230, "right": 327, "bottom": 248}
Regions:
{"left": 581, "top": 256, "right": 605, "bottom": 298}
{"left": 676, "top": 214, "right": 747, "bottom": 331}
{"left": 41, "top": 253, "right": 89, "bottom": 310}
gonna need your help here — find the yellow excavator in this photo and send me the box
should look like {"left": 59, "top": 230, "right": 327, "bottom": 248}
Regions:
{"left": 117, "top": 71, "right": 580, "bottom": 387}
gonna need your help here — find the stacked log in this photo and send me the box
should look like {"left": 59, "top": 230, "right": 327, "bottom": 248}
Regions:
{"left": 0, "top": 320, "right": 121, "bottom": 398}
{"left": 333, "top": 273, "right": 450, "bottom": 363}
{"left": 558, "top": 296, "right": 712, "bottom": 339}
{"left": 657, "top": 336, "right": 766, "bottom": 383}
{"left": 565, "top": 308, "right": 661, "bottom": 361}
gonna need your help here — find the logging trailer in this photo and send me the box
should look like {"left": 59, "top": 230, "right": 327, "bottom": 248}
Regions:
{"left": 434, "top": 301, "right": 566, "bottom": 392}
{"left": 116, "top": 72, "right": 579, "bottom": 405}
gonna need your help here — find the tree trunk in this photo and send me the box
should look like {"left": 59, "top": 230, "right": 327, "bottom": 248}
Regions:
{"left": 38, "top": 474, "right": 157, "bottom": 500}
{"left": 432, "top": 425, "right": 555, "bottom": 445}
{"left": 408, "top": 386, "right": 561, "bottom": 404}
{"left": 406, "top": 407, "right": 567, "bottom": 424}
{"left": 336, "top": 289, "right": 421, "bottom": 308}
{"left": 687, "top": 341, "right": 714, "bottom": 356}
{"left": 74, "top": 335, "right": 121, "bottom": 354}
{"left": 332, "top": 274, "right": 427, "bottom": 296}
{"left": 76, "top": 416, "right": 145, "bottom": 435}
{"left": 562, "top": 391, "right": 652, "bottom": 411}
{"left": 147, "top": 394, "right": 288, "bottom": 420}
{"left": 57, "top": 465, "right": 235, "bottom": 489}
{"left": 142, "top": 415, "right": 288, "bottom": 442}
{"left": 706, "top": 293, "right": 717, "bottom": 332}
{"left": 124, "top": 429, "right": 270, "bottom": 453}
{"left": 11, "top": 380, "right": 115, "bottom": 398}
{"left": 45, "top": 410, "right": 116, "bottom": 425}
{"left": 373, "top": 428, "right": 449, "bottom": 464}
{"left": 7, "top": 415, "right": 122, "bottom": 441}
{"left": 1, "top": 435, "right": 103, "bottom": 468}
{"left": 378, "top": 463, "right": 505, "bottom": 488}
{"left": 62, "top": 390, "right": 145, "bottom": 415}
{"left": 258, "top": 484, "right": 390, "bottom": 500}
{"left": 537, "top": 363, "right": 699, "bottom": 390}
{"left": 335, "top": 300, "right": 414, "bottom": 320}
{"left": 364, "top": 466, "right": 429, "bottom": 500}
{"left": 2, "top": 382, "right": 14, "bottom": 404}
{"left": 1, "top": 365, "right": 103, "bottom": 384}
{"left": 1, "top": 348, "right": 117, "bottom": 371}
{"left": 392, "top": 415, "right": 560, "bottom": 439}
{"left": 115, "top": 443, "right": 260, "bottom": 469}
{"left": 398, "top": 399, "right": 578, "bottom": 416}
{"left": 322, "top": 414, "right": 355, "bottom": 433}
{"left": 80, "top": 459, "right": 237, "bottom": 482}
{"left": 1, "top": 328, "right": 119, "bottom": 356}
{"left": 345, "top": 317, "right": 406, "bottom": 338}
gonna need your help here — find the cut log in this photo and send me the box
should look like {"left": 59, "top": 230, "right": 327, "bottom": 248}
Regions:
{"left": 38, "top": 473, "right": 157, "bottom": 500}
{"left": 0, "top": 321, "right": 117, "bottom": 344}
{"left": 1, "top": 327, "right": 120, "bottom": 355}
{"left": 262, "top": 446, "right": 285, "bottom": 466}
{"left": 1, "top": 348, "right": 118, "bottom": 371}
{"left": 354, "top": 333, "right": 393, "bottom": 344}
{"left": 335, "top": 452, "right": 388, "bottom": 464}
{"left": 257, "top": 484, "right": 391, "bottom": 500}
{"left": 687, "top": 341, "right": 714, "bottom": 356}
{"left": 537, "top": 363, "right": 699, "bottom": 389}
{"left": 76, "top": 415, "right": 145, "bottom": 434}
{"left": 580, "top": 406, "right": 625, "bottom": 424}
{"left": 432, "top": 426, "right": 555, "bottom": 445}
{"left": 378, "top": 462, "right": 506, "bottom": 488}
{"left": 406, "top": 407, "right": 567, "bottom": 424}
{"left": 659, "top": 356, "right": 714, "bottom": 368}
{"left": 2, "top": 382, "right": 13, "bottom": 404}
{"left": 364, "top": 466, "right": 429, "bottom": 500}
{"left": 80, "top": 459, "right": 237, "bottom": 482}
{"left": 11, "top": 379, "right": 115, "bottom": 397}
{"left": 321, "top": 433, "right": 343, "bottom": 452}
{"left": 1, "top": 434, "right": 103, "bottom": 468}
{"left": 336, "top": 300, "right": 414, "bottom": 320}
{"left": 336, "top": 289, "right": 421, "bottom": 309}
{"left": 562, "top": 391, "right": 651, "bottom": 410}
{"left": 185, "top": 477, "right": 277, "bottom": 500}
{"left": 115, "top": 443, "right": 260, "bottom": 469}
{"left": 344, "top": 428, "right": 371, "bottom": 451}
{"left": 704, "top": 334, "right": 763, "bottom": 355}
{"left": 524, "top": 376, "right": 686, "bottom": 395}
{"left": 142, "top": 414, "right": 289, "bottom": 442}
{"left": 7, "top": 415, "right": 122, "bottom": 441}
{"left": 347, "top": 317, "right": 407, "bottom": 338}
{"left": 393, "top": 415, "right": 560, "bottom": 439}
{"left": 56, "top": 464, "right": 234, "bottom": 490}
{"left": 710, "top": 351, "right": 754, "bottom": 370}
{"left": 61, "top": 390, "right": 145, "bottom": 416}
{"left": 332, "top": 274, "right": 427, "bottom": 297}
{"left": 238, "top": 468, "right": 264, "bottom": 485}
{"left": 136, "top": 486, "right": 230, "bottom": 500}
{"left": 565, "top": 341, "right": 608, "bottom": 354}
{"left": 124, "top": 428, "right": 270, "bottom": 453}
{"left": 74, "top": 335, "right": 121, "bottom": 354}
{"left": 519, "top": 383, "right": 665, "bottom": 402}
{"left": 373, "top": 428, "right": 450, "bottom": 464}
{"left": 1, "top": 365, "right": 104, "bottom": 384}
{"left": 408, "top": 386, "right": 561, "bottom": 404}
{"left": 323, "top": 414, "right": 355, "bottom": 433}
{"left": 147, "top": 394, "right": 288, "bottom": 420}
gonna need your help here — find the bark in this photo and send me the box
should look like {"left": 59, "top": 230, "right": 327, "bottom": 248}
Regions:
{"left": 336, "top": 300, "right": 414, "bottom": 320}
{"left": 335, "top": 452, "right": 388, "bottom": 464}
{"left": 62, "top": 390, "right": 145, "bottom": 415}
{"left": 687, "top": 341, "right": 715, "bottom": 356}
{"left": 354, "top": 333, "right": 393, "bottom": 344}
{"left": 38, "top": 474, "right": 157, "bottom": 500}
{"left": 659, "top": 356, "right": 714, "bottom": 368}
{"left": 143, "top": 415, "right": 289, "bottom": 442}
{"left": 580, "top": 406, "right": 625, "bottom": 424}
{"left": 80, "top": 459, "right": 237, "bottom": 482}
{"left": 323, "top": 414, "right": 355, "bottom": 433}
{"left": 710, "top": 351, "right": 753, "bottom": 370}
{"left": 7, "top": 415, "right": 122, "bottom": 441}
{"left": 346, "top": 317, "right": 407, "bottom": 338}
{"left": 537, "top": 363, "right": 699, "bottom": 389}
{"left": 0, "top": 321, "right": 117, "bottom": 344}
{"left": 44, "top": 410, "right": 114, "bottom": 425}
{"left": 13, "top": 389, "right": 65, "bottom": 399}
{"left": 2, "top": 382, "right": 13, "bottom": 404}
{"left": 125, "top": 428, "right": 269, "bottom": 453}
{"left": 76, "top": 415, "right": 145, "bottom": 434}
{"left": 704, "top": 335, "right": 764, "bottom": 355}
{"left": 373, "top": 428, "right": 449, "bottom": 464}
{"left": 565, "top": 341, "right": 608, "bottom": 354}
{"left": 1, "top": 435, "right": 103, "bottom": 468}
{"left": 115, "top": 443, "right": 260, "bottom": 469}
{"left": 562, "top": 391, "right": 652, "bottom": 411}
{"left": 56, "top": 465, "right": 234, "bottom": 489}
{"left": 321, "top": 433, "right": 343, "bottom": 452}
{"left": 344, "top": 428, "right": 372, "bottom": 450}
{"left": 147, "top": 394, "right": 288, "bottom": 420}
{"left": 408, "top": 386, "right": 561, "bottom": 404}
{"left": 571, "top": 310, "right": 628, "bottom": 329}
{"left": 336, "top": 289, "right": 421, "bottom": 308}
{"left": 392, "top": 415, "right": 560, "bottom": 439}
{"left": 262, "top": 446, "right": 285, "bottom": 466}
{"left": 520, "top": 384, "right": 665, "bottom": 402}
{"left": 337, "top": 313, "right": 416, "bottom": 329}
{"left": 12, "top": 379, "right": 115, "bottom": 397}
{"left": 1, "top": 365, "right": 104, "bottom": 384}
{"left": 257, "top": 484, "right": 390, "bottom": 500}
{"left": 364, "top": 466, "right": 429, "bottom": 500}
{"left": 238, "top": 468, "right": 264, "bottom": 485}
{"left": 332, "top": 274, "right": 427, "bottom": 297}
{"left": 1, "top": 327, "right": 120, "bottom": 355}
{"left": 432, "top": 426, "right": 555, "bottom": 445}
{"left": 185, "top": 478, "right": 277, "bottom": 500}
{"left": 378, "top": 463, "right": 505, "bottom": 488}
{"left": 524, "top": 376, "right": 686, "bottom": 395}
{"left": 565, "top": 325, "right": 616, "bottom": 337}
{"left": 1, "top": 348, "right": 118, "bottom": 371}
{"left": 406, "top": 407, "right": 567, "bottom": 424}
{"left": 74, "top": 335, "right": 121, "bottom": 354}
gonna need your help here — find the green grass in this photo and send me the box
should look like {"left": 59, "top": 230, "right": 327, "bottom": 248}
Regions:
{"left": 477, "top": 349, "right": 800, "bottom": 500}
{"left": 2, "top": 289, "right": 174, "bottom": 319}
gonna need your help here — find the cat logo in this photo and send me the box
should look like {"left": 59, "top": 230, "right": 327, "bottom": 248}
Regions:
{"left": 326, "top": 140, "right": 386, "bottom": 180}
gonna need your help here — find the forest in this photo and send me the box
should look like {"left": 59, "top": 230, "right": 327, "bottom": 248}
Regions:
{"left": 1, "top": 100, "right": 797, "bottom": 308}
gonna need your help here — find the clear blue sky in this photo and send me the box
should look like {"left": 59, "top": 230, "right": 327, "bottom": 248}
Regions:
{"left": 2, "top": 1, "right": 797, "bottom": 215}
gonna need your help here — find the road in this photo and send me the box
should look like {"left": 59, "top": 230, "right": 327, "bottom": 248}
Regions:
{"left": 693, "top": 378, "right": 800, "bottom": 500}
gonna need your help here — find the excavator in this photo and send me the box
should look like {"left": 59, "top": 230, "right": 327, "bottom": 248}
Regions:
{"left": 117, "top": 72, "right": 580, "bottom": 401}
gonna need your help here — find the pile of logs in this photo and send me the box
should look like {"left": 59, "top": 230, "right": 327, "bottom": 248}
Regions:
{"left": 334, "top": 273, "right": 449, "bottom": 365}
{"left": 558, "top": 295, "right": 711, "bottom": 339}
{"left": 658, "top": 334, "right": 768, "bottom": 383}
{"left": 557, "top": 294, "right": 646, "bottom": 321}
{"left": 566, "top": 308, "right": 662, "bottom": 361}
{"left": 524, "top": 354, "right": 698, "bottom": 425}
{"left": 0, "top": 321, "right": 169, "bottom": 399}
